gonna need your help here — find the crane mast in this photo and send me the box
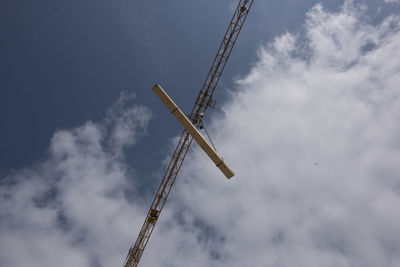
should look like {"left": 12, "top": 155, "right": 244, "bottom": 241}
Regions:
{"left": 124, "top": 1, "right": 253, "bottom": 266}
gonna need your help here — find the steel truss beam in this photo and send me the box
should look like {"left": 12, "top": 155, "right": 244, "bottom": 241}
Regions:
{"left": 123, "top": 1, "right": 253, "bottom": 266}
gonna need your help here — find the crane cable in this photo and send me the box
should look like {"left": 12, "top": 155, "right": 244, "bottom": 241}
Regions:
{"left": 199, "top": 120, "right": 218, "bottom": 153}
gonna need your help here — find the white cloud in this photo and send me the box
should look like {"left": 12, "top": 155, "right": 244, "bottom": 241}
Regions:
{"left": 142, "top": 2, "right": 400, "bottom": 267}
{"left": 2, "top": 1, "right": 400, "bottom": 267}
{"left": 385, "top": 0, "right": 400, "bottom": 4}
{"left": 0, "top": 93, "right": 151, "bottom": 267}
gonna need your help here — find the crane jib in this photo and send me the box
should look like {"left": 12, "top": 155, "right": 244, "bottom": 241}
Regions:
{"left": 123, "top": 1, "right": 254, "bottom": 266}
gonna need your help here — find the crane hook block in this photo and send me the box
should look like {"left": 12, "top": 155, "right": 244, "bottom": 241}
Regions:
{"left": 152, "top": 84, "right": 235, "bottom": 179}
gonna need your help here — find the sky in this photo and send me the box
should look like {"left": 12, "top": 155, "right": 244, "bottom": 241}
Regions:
{"left": 1, "top": 0, "right": 400, "bottom": 267}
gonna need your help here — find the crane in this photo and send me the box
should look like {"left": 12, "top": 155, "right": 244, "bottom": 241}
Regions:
{"left": 123, "top": 1, "right": 254, "bottom": 266}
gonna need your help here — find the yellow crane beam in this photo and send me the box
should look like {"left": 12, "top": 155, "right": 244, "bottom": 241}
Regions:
{"left": 123, "top": 1, "right": 253, "bottom": 266}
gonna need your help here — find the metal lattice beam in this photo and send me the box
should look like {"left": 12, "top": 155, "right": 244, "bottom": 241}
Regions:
{"left": 123, "top": 1, "right": 253, "bottom": 266}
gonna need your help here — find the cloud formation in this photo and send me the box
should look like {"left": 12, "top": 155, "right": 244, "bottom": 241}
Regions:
{"left": 0, "top": 93, "right": 151, "bottom": 267}
{"left": 385, "top": 0, "right": 400, "bottom": 4}
{"left": 144, "top": 2, "right": 400, "bottom": 267}
{"left": 1, "top": 1, "right": 400, "bottom": 267}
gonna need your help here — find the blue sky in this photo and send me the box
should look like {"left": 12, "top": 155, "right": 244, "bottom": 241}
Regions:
{"left": 0, "top": 0, "right": 349, "bottom": 174}
{"left": 1, "top": 0, "right": 400, "bottom": 267}
{"left": 1, "top": 0, "right": 397, "bottom": 177}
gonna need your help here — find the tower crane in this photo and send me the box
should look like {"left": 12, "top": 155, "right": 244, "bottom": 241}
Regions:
{"left": 123, "top": 1, "right": 254, "bottom": 266}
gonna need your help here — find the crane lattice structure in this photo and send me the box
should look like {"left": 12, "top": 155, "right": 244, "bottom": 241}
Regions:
{"left": 123, "top": 1, "right": 254, "bottom": 266}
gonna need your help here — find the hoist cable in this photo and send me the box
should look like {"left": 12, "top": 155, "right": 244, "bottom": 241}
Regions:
{"left": 201, "top": 121, "right": 218, "bottom": 153}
